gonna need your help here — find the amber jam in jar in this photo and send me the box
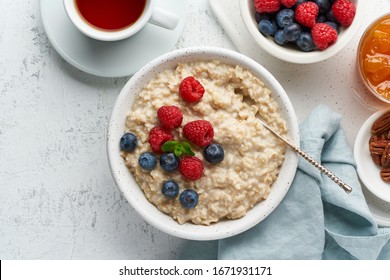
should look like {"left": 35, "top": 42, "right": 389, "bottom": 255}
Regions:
{"left": 358, "top": 13, "right": 390, "bottom": 102}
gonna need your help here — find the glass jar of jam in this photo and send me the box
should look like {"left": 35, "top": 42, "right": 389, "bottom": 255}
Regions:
{"left": 357, "top": 13, "right": 390, "bottom": 103}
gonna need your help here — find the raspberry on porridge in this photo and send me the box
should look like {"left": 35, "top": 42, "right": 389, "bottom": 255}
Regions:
{"left": 121, "top": 60, "right": 287, "bottom": 225}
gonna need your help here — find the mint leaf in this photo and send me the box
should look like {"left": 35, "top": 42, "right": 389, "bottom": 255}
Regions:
{"left": 181, "top": 141, "right": 195, "bottom": 156}
{"left": 174, "top": 146, "right": 183, "bottom": 157}
{"left": 162, "top": 141, "right": 180, "bottom": 152}
{"left": 162, "top": 140, "right": 195, "bottom": 157}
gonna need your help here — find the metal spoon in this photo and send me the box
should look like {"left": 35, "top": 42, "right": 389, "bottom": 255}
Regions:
{"left": 249, "top": 102, "right": 352, "bottom": 194}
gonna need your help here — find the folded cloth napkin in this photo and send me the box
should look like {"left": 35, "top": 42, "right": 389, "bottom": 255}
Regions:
{"left": 178, "top": 104, "right": 390, "bottom": 260}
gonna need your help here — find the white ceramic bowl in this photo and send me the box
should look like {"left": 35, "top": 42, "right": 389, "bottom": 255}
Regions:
{"left": 354, "top": 108, "right": 390, "bottom": 203}
{"left": 107, "top": 47, "right": 299, "bottom": 240}
{"left": 240, "top": 0, "right": 364, "bottom": 64}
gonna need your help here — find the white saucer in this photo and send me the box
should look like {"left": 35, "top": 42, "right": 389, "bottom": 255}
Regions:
{"left": 40, "top": 0, "right": 189, "bottom": 77}
{"left": 362, "top": 185, "right": 390, "bottom": 227}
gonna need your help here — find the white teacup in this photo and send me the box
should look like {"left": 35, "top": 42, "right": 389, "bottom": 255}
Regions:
{"left": 64, "top": 0, "right": 179, "bottom": 41}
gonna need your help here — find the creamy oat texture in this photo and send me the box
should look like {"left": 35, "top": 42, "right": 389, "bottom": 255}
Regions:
{"left": 122, "top": 60, "right": 287, "bottom": 225}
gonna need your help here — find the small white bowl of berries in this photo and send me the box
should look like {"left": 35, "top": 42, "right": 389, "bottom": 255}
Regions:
{"left": 240, "top": 0, "right": 364, "bottom": 63}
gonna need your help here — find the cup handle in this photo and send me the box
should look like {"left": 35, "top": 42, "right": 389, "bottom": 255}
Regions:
{"left": 149, "top": 7, "right": 179, "bottom": 30}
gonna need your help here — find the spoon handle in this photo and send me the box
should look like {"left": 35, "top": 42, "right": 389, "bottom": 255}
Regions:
{"left": 257, "top": 116, "right": 352, "bottom": 194}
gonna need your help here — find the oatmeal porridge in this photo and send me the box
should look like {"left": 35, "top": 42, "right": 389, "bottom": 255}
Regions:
{"left": 121, "top": 60, "right": 287, "bottom": 225}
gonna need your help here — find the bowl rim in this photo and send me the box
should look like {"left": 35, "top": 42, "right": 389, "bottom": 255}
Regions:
{"left": 356, "top": 12, "right": 390, "bottom": 104}
{"left": 106, "top": 46, "right": 300, "bottom": 240}
{"left": 239, "top": 0, "right": 364, "bottom": 64}
{"left": 354, "top": 108, "right": 390, "bottom": 203}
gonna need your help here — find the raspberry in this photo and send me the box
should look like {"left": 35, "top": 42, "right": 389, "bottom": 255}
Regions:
{"left": 157, "top": 106, "right": 183, "bottom": 131}
{"left": 183, "top": 120, "right": 214, "bottom": 147}
{"left": 179, "top": 76, "right": 205, "bottom": 102}
{"left": 331, "top": 0, "right": 356, "bottom": 26}
{"left": 149, "top": 126, "right": 174, "bottom": 153}
{"left": 281, "top": 0, "right": 297, "bottom": 8}
{"left": 179, "top": 156, "right": 204, "bottom": 180}
{"left": 311, "top": 23, "right": 338, "bottom": 50}
{"left": 295, "top": 2, "right": 319, "bottom": 28}
{"left": 254, "top": 0, "right": 281, "bottom": 13}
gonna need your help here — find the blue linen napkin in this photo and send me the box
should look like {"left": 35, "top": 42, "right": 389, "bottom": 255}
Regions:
{"left": 178, "top": 105, "right": 390, "bottom": 260}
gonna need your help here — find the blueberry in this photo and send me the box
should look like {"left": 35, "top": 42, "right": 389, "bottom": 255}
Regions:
{"left": 258, "top": 19, "right": 277, "bottom": 36}
{"left": 274, "top": 29, "right": 288, "bottom": 45}
{"left": 317, "top": 15, "right": 327, "bottom": 23}
{"left": 284, "top": 23, "right": 302, "bottom": 42}
{"left": 138, "top": 152, "right": 157, "bottom": 170}
{"left": 120, "top": 132, "right": 137, "bottom": 152}
{"left": 296, "top": 32, "right": 316, "bottom": 52}
{"left": 276, "top": 9, "right": 294, "bottom": 28}
{"left": 326, "top": 11, "right": 337, "bottom": 23}
{"left": 314, "top": 0, "right": 331, "bottom": 14}
{"left": 179, "top": 189, "right": 199, "bottom": 209}
{"left": 204, "top": 143, "right": 225, "bottom": 164}
{"left": 255, "top": 12, "right": 270, "bottom": 23}
{"left": 161, "top": 180, "right": 179, "bottom": 198}
{"left": 325, "top": 21, "right": 340, "bottom": 33}
{"left": 274, "top": 31, "right": 287, "bottom": 45}
{"left": 160, "top": 152, "right": 180, "bottom": 172}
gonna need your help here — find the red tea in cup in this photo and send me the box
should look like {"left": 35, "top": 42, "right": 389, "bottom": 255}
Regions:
{"left": 75, "top": 0, "right": 146, "bottom": 31}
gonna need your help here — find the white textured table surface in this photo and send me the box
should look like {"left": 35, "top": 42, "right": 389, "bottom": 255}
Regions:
{"left": 0, "top": 0, "right": 234, "bottom": 259}
{"left": 0, "top": 0, "right": 388, "bottom": 260}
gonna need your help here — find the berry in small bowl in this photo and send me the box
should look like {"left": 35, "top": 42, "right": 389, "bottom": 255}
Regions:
{"left": 240, "top": 0, "right": 363, "bottom": 63}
